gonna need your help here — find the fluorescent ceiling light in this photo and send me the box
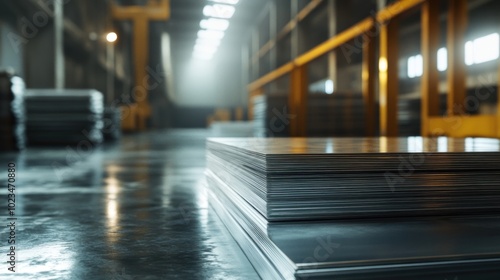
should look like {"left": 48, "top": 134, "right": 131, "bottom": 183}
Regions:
{"left": 193, "top": 51, "right": 213, "bottom": 60}
{"left": 198, "top": 30, "right": 225, "bottom": 40}
{"left": 209, "top": 0, "right": 239, "bottom": 4}
{"left": 203, "top": 4, "right": 236, "bottom": 19}
{"left": 200, "top": 18, "right": 230, "bottom": 31}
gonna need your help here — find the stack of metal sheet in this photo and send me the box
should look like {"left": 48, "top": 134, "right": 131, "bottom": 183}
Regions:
{"left": 0, "top": 71, "right": 26, "bottom": 151}
{"left": 398, "top": 95, "right": 447, "bottom": 136}
{"left": 25, "top": 89, "right": 104, "bottom": 145}
{"left": 253, "top": 93, "right": 369, "bottom": 137}
{"left": 206, "top": 137, "right": 500, "bottom": 279}
{"left": 252, "top": 94, "right": 289, "bottom": 137}
{"left": 307, "top": 93, "right": 366, "bottom": 136}
{"left": 102, "top": 107, "right": 121, "bottom": 141}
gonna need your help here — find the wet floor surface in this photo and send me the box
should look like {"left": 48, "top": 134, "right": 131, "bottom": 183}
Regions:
{"left": 0, "top": 130, "right": 260, "bottom": 280}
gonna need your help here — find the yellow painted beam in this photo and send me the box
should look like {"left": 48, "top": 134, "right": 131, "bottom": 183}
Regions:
{"left": 248, "top": 0, "right": 428, "bottom": 90}
{"left": 111, "top": 0, "right": 170, "bottom": 131}
{"left": 421, "top": 0, "right": 440, "bottom": 136}
{"left": 376, "top": 0, "right": 426, "bottom": 23}
{"left": 133, "top": 17, "right": 149, "bottom": 131}
{"left": 379, "top": 20, "right": 399, "bottom": 137}
{"left": 429, "top": 115, "right": 498, "bottom": 138}
{"left": 498, "top": 58, "right": 500, "bottom": 138}
{"left": 253, "top": 0, "right": 324, "bottom": 61}
{"left": 112, "top": 0, "right": 170, "bottom": 20}
{"left": 290, "top": 66, "right": 308, "bottom": 137}
{"left": 447, "top": 0, "right": 467, "bottom": 115}
{"left": 362, "top": 27, "right": 377, "bottom": 137}
{"left": 248, "top": 62, "right": 294, "bottom": 92}
{"left": 294, "top": 18, "right": 374, "bottom": 67}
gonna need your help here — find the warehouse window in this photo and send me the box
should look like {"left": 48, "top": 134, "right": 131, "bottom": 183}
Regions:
{"left": 407, "top": 33, "right": 500, "bottom": 78}
{"left": 325, "top": 80, "right": 334, "bottom": 94}
{"left": 437, "top": 47, "right": 447, "bottom": 71}
{"left": 466, "top": 33, "right": 499, "bottom": 65}
{"left": 407, "top": 55, "right": 423, "bottom": 78}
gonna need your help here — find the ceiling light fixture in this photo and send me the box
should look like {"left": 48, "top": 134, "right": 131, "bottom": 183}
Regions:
{"left": 194, "top": 44, "right": 217, "bottom": 54}
{"left": 106, "top": 32, "right": 118, "bottom": 43}
{"left": 203, "top": 4, "right": 236, "bottom": 19}
{"left": 196, "top": 38, "right": 221, "bottom": 47}
{"left": 200, "top": 18, "right": 230, "bottom": 31}
{"left": 209, "top": 0, "right": 240, "bottom": 4}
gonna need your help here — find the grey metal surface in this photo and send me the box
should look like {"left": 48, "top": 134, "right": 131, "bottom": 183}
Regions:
{"left": 206, "top": 137, "right": 500, "bottom": 279}
{"left": 0, "top": 130, "right": 260, "bottom": 280}
{"left": 24, "top": 89, "right": 104, "bottom": 145}
{"left": 207, "top": 137, "right": 500, "bottom": 221}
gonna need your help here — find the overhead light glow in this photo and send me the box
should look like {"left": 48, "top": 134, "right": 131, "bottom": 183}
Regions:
{"left": 200, "top": 18, "right": 230, "bottom": 31}
{"left": 193, "top": 51, "right": 213, "bottom": 60}
{"left": 106, "top": 32, "right": 117, "bottom": 43}
{"left": 209, "top": 0, "right": 240, "bottom": 4}
{"left": 203, "top": 4, "right": 236, "bottom": 19}
{"left": 197, "top": 30, "right": 225, "bottom": 40}
{"left": 194, "top": 44, "right": 217, "bottom": 54}
{"left": 379, "top": 57, "right": 388, "bottom": 72}
{"left": 196, "top": 38, "right": 221, "bottom": 47}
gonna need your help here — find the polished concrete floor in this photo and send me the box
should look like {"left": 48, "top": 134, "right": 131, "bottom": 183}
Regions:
{"left": 0, "top": 130, "right": 260, "bottom": 280}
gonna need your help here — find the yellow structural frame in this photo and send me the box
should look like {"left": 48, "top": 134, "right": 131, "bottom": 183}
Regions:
{"left": 112, "top": 0, "right": 170, "bottom": 132}
{"left": 249, "top": 0, "right": 500, "bottom": 138}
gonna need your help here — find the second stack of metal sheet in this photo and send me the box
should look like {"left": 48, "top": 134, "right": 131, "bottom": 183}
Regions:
{"left": 25, "top": 89, "right": 104, "bottom": 145}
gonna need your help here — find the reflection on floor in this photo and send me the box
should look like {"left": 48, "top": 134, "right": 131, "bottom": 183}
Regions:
{"left": 0, "top": 129, "right": 259, "bottom": 280}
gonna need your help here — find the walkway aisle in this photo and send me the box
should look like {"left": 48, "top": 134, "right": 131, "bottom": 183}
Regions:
{"left": 0, "top": 129, "right": 259, "bottom": 280}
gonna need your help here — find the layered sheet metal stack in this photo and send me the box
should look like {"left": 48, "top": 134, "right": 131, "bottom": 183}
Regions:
{"left": 206, "top": 137, "right": 500, "bottom": 279}
{"left": 102, "top": 107, "right": 121, "bottom": 141}
{"left": 253, "top": 94, "right": 289, "bottom": 137}
{"left": 0, "top": 71, "right": 26, "bottom": 151}
{"left": 398, "top": 95, "right": 447, "bottom": 136}
{"left": 25, "top": 89, "right": 104, "bottom": 145}
{"left": 253, "top": 93, "right": 368, "bottom": 137}
{"left": 307, "top": 93, "right": 366, "bottom": 137}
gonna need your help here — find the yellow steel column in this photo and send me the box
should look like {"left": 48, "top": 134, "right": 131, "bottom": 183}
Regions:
{"left": 111, "top": 0, "right": 170, "bottom": 131}
{"left": 362, "top": 28, "right": 376, "bottom": 137}
{"left": 421, "top": 0, "right": 440, "bottom": 136}
{"left": 497, "top": 59, "right": 500, "bottom": 138}
{"left": 379, "top": 20, "right": 399, "bottom": 137}
{"left": 290, "top": 66, "right": 308, "bottom": 137}
{"left": 133, "top": 17, "right": 150, "bottom": 131}
{"left": 447, "top": 0, "right": 467, "bottom": 115}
